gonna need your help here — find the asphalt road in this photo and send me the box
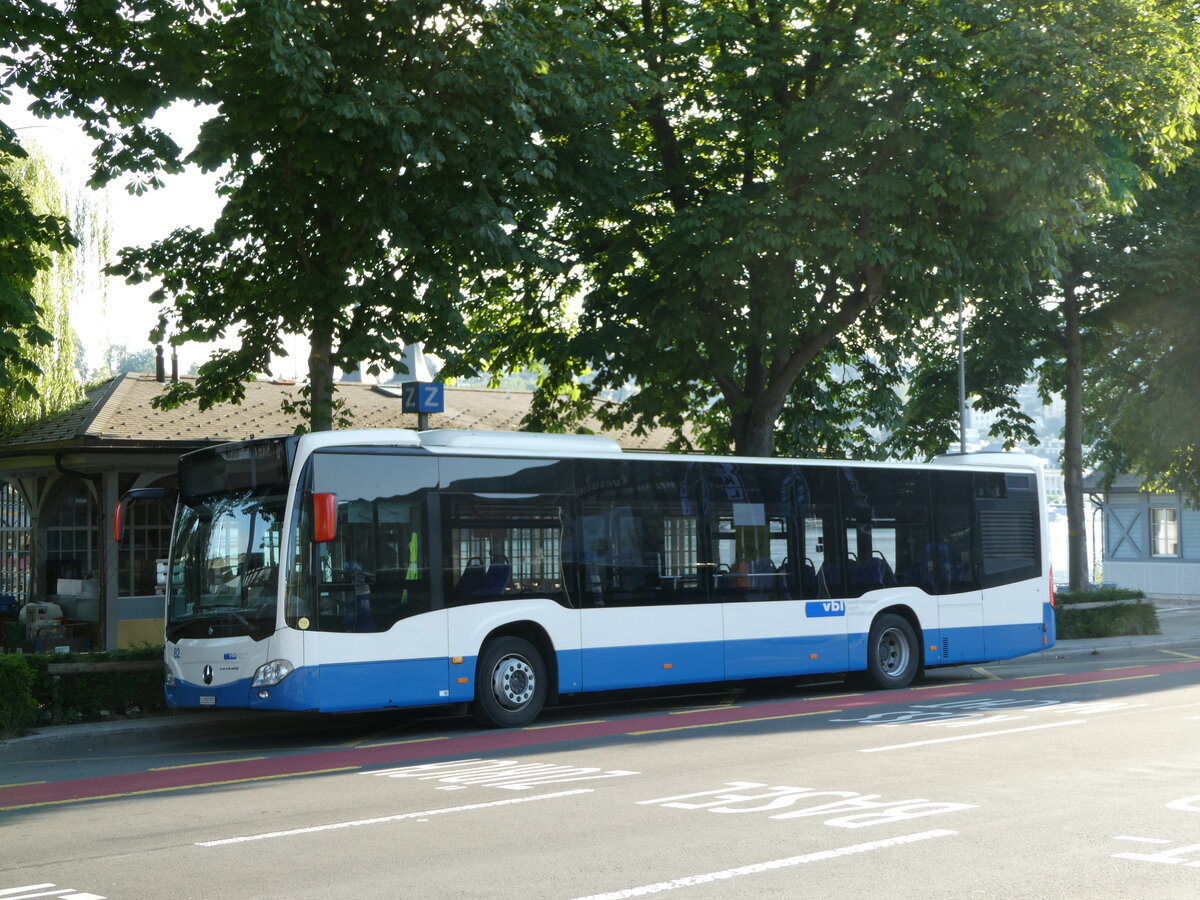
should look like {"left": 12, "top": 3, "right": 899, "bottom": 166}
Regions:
{"left": 3, "top": 625, "right": 1200, "bottom": 900}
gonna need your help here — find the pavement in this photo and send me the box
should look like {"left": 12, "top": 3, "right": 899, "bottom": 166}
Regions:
{"left": 1030, "top": 596, "right": 1200, "bottom": 659}
{"left": 4, "top": 598, "right": 1198, "bottom": 750}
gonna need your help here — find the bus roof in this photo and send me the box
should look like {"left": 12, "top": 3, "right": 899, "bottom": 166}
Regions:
{"left": 287, "top": 428, "right": 1043, "bottom": 474}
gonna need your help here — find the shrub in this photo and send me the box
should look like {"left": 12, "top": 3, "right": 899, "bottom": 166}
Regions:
{"left": 0, "top": 654, "right": 37, "bottom": 736}
{"left": 27, "top": 646, "right": 166, "bottom": 722}
{"left": 1056, "top": 603, "right": 1160, "bottom": 640}
{"left": 1056, "top": 587, "right": 1146, "bottom": 606}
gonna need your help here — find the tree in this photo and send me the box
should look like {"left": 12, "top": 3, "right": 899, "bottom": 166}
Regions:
{"left": 1083, "top": 148, "right": 1200, "bottom": 497}
{"left": 500, "top": 0, "right": 1200, "bottom": 457}
{"left": 11, "top": 0, "right": 630, "bottom": 431}
{"left": 104, "top": 343, "right": 157, "bottom": 377}
{"left": 0, "top": 117, "right": 76, "bottom": 407}
{"left": 0, "top": 138, "right": 81, "bottom": 429}
{"left": 894, "top": 169, "right": 1200, "bottom": 592}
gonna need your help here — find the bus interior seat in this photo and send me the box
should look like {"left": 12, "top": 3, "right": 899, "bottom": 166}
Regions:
{"left": 455, "top": 557, "right": 488, "bottom": 597}
{"left": 800, "top": 558, "right": 819, "bottom": 596}
{"left": 852, "top": 552, "right": 895, "bottom": 588}
{"left": 483, "top": 556, "right": 511, "bottom": 594}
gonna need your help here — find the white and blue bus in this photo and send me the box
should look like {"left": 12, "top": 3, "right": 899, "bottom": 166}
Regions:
{"left": 119, "top": 429, "right": 1054, "bottom": 727}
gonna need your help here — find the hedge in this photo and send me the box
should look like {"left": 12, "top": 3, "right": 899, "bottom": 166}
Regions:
{"left": 1055, "top": 602, "right": 1160, "bottom": 640}
{"left": 1056, "top": 587, "right": 1146, "bottom": 606}
{"left": 0, "top": 646, "right": 166, "bottom": 735}
{"left": 0, "top": 654, "right": 37, "bottom": 735}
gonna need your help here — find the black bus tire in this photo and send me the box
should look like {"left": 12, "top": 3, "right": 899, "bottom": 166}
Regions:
{"left": 864, "top": 613, "right": 919, "bottom": 689}
{"left": 473, "top": 636, "right": 547, "bottom": 728}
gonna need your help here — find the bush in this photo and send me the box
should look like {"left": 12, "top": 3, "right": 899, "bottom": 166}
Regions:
{"left": 25, "top": 646, "right": 166, "bottom": 723}
{"left": 1056, "top": 603, "right": 1160, "bottom": 640}
{"left": 1056, "top": 586, "right": 1146, "bottom": 606}
{"left": 0, "top": 654, "right": 37, "bottom": 736}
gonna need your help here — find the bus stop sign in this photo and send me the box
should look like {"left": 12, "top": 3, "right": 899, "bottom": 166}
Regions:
{"left": 401, "top": 381, "right": 445, "bottom": 414}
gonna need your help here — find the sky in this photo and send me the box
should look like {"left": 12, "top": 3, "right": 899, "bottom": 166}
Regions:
{"left": 7, "top": 93, "right": 312, "bottom": 379}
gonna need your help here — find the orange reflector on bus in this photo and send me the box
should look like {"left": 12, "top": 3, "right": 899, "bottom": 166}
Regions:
{"left": 457, "top": 677, "right": 469, "bottom": 684}
{"left": 451, "top": 657, "right": 463, "bottom": 664}
{"left": 809, "top": 654, "right": 819, "bottom": 660}
{"left": 663, "top": 663, "right": 672, "bottom": 669}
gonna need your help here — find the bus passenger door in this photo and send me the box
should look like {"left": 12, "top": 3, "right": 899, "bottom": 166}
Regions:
{"left": 575, "top": 459, "right": 723, "bottom": 692}
{"left": 306, "top": 452, "right": 448, "bottom": 712}
{"left": 932, "top": 472, "right": 985, "bottom": 664}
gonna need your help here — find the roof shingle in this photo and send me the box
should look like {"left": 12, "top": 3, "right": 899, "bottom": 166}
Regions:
{"left": 1, "top": 373, "right": 681, "bottom": 453}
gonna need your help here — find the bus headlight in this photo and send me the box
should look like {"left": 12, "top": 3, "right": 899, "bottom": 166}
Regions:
{"left": 252, "top": 659, "right": 295, "bottom": 687}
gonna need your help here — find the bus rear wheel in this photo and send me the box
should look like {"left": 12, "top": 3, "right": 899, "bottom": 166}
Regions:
{"left": 865, "top": 613, "right": 919, "bottom": 689}
{"left": 473, "top": 636, "right": 547, "bottom": 728}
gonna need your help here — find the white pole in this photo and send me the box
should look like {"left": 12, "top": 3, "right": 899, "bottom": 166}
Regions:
{"left": 957, "top": 290, "right": 967, "bottom": 454}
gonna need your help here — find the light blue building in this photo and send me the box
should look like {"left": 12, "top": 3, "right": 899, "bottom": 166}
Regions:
{"left": 1088, "top": 473, "right": 1200, "bottom": 600}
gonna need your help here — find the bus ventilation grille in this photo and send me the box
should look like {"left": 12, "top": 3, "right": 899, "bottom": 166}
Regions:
{"left": 942, "top": 637, "right": 950, "bottom": 657}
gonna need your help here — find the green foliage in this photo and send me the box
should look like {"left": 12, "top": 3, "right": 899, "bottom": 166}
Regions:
{"left": 103, "top": 343, "right": 158, "bottom": 377}
{"left": 502, "top": 0, "right": 1200, "bottom": 457}
{"left": 0, "top": 654, "right": 38, "bottom": 736}
{"left": 1055, "top": 602, "right": 1160, "bottom": 639}
{"left": 11, "top": 0, "right": 633, "bottom": 432}
{"left": 1081, "top": 150, "right": 1200, "bottom": 497}
{"left": 24, "top": 646, "right": 166, "bottom": 723}
{"left": 1055, "top": 587, "right": 1146, "bottom": 606}
{"left": 0, "top": 136, "right": 81, "bottom": 420}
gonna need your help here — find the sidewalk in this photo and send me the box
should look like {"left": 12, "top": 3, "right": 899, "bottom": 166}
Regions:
{"left": 5, "top": 600, "right": 1198, "bottom": 749}
{"left": 1030, "top": 597, "right": 1200, "bottom": 660}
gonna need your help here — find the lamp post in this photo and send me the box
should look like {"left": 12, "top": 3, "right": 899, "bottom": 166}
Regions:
{"left": 957, "top": 289, "right": 967, "bottom": 454}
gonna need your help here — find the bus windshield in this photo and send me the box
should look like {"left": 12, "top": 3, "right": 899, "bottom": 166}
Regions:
{"left": 166, "top": 489, "right": 286, "bottom": 642}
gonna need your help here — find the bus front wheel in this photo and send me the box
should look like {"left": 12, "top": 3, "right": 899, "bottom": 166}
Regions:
{"left": 473, "top": 636, "right": 547, "bottom": 728}
{"left": 865, "top": 613, "right": 919, "bottom": 689}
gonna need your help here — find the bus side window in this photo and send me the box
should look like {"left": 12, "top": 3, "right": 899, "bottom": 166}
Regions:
{"left": 838, "top": 467, "right": 930, "bottom": 597}
{"left": 443, "top": 494, "right": 567, "bottom": 606}
{"left": 575, "top": 459, "right": 704, "bottom": 608}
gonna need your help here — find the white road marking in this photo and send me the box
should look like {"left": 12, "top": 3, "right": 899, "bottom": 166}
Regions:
{"left": 0, "top": 887, "right": 104, "bottom": 900}
{"left": 860, "top": 719, "right": 1084, "bottom": 752}
{"left": 570, "top": 830, "right": 957, "bottom": 899}
{"left": 1115, "top": 836, "right": 1172, "bottom": 844}
{"left": 196, "top": 788, "right": 594, "bottom": 847}
{"left": 363, "top": 758, "right": 638, "bottom": 791}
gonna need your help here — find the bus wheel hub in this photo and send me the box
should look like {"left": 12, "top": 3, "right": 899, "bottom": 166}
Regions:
{"left": 494, "top": 656, "right": 535, "bottom": 708}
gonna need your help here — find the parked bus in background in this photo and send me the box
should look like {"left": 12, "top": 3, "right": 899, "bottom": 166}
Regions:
{"left": 116, "top": 429, "right": 1054, "bottom": 727}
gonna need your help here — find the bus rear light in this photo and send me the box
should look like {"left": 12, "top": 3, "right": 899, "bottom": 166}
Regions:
{"left": 1049, "top": 568, "right": 1056, "bottom": 608}
{"left": 252, "top": 659, "right": 295, "bottom": 687}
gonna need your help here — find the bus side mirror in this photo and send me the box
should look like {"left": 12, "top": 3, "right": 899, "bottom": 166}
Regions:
{"left": 313, "top": 493, "right": 337, "bottom": 543}
{"left": 114, "top": 488, "right": 175, "bottom": 543}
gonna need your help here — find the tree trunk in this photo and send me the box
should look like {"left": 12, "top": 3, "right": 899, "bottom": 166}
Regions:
{"left": 1062, "top": 269, "right": 1089, "bottom": 592}
{"left": 731, "top": 396, "right": 785, "bottom": 457}
{"left": 308, "top": 318, "right": 336, "bottom": 432}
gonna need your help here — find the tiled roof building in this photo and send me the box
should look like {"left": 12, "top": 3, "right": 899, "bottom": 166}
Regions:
{"left": 3, "top": 372, "right": 676, "bottom": 453}
{"left": 0, "top": 373, "right": 680, "bottom": 651}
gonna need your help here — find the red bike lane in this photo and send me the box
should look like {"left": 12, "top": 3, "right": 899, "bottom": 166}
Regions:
{"left": 4, "top": 660, "right": 1197, "bottom": 811}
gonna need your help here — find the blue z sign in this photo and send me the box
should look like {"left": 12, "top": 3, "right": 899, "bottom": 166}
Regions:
{"left": 805, "top": 600, "right": 846, "bottom": 618}
{"left": 401, "top": 381, "right": 445, "bottom": 413}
